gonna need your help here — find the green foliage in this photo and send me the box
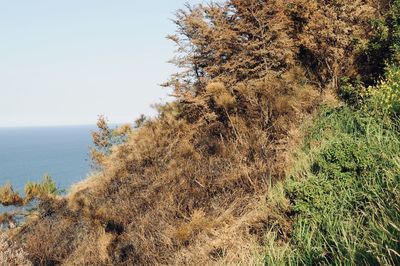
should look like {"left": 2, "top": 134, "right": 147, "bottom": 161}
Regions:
{"left": 340, "top": 0, "right": 400, "bottom": 104}
{"left": 338, "top": 77, "right": 364, "bottom": 106}
{"left": 0, "top": 175, "right": 60, "bottom": 229}
{"left": 359, "top": 0, "right": 400, "bottom": 85}
{"left": 340, "top": 64, "right": 400, "bottom": 119}
{"left": 24, "top": 175, "right": 60, "bottom": 201}
{"left": 8, "top": 1, "right": 400, "bottom": 264}
{"left": 265, "top": 106, "right": 400, "bottom": 265}
{"left": 364, "top": 64, "right": 400, "bottom": 117}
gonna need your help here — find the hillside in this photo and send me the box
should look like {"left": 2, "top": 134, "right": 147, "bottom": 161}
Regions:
{"left": 1, "top": 0, "right": 399, "bottom": 265}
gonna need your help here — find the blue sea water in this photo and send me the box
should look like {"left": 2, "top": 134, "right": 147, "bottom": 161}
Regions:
{"left": 0, "top": 125, "right": 96, "bottom": 194}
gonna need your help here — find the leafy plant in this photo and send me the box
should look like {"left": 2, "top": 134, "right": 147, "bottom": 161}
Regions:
{"left": 265, "top": 106, "right": 400, "bottom": 265}
{"left": 364, "top": 64, "right": 400, "bottom": 117}
{"left": 24, "top": 174, "right": 61, "bottom": 202}
{"left": 359, "top": 0, "right": 400, "bottom": 85}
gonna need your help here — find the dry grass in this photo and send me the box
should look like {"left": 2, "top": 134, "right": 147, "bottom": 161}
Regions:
{"left": 170, "top": 194, "right": 291, "bottom": 265}
{"left": 0, "top": 232, "right": 32, "bottom": 265}
{"left": 11, "top": 103, "right": 306, "bottom": 265}
{"left": 13, "top": 76, "right": 316, "bottom": 264}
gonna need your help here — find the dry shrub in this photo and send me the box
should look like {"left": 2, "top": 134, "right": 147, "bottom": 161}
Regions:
{"left": 166, "top": 0, "right": 296, "bottom": 92}
{"left": 292, "top": 0, "right": 378, "bottom": 87}
{"left": 0, "top": 213, "right": 17, "bottom": 229}
{"left": 17, "top": 91, "right": 306, "bottom": 264}
{"left": 23, "top": 213, "right": 76, "bottom": 264}
{"left": 167, "top": 0, "right": 380, "bottom": 94}
{"left": 0, "top": 183, "right": 22, "bottom": 207}
{"left": 91, "top": 116, "right": 132, "bottom": 167}
{"left": 60, "top": 227, "right": 117, "bottom": 265}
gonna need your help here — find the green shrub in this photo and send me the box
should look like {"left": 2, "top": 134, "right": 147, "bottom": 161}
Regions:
{"left": 340, "top": 0, "right": 400, "bottom": 104}
{"left": 265, "top": 106, "right": 400, "bottom": 265}
{"left": 338, "top": 77, "right": 364, "bottom": 106}
{"left": 359, "top": 0, "right": 400, "bottom": 85}
{"left": 364, "top": 64, "right": 400, "bottom": 118}
{"left": 24, "top": 175, "right": 60, "bottom": 202}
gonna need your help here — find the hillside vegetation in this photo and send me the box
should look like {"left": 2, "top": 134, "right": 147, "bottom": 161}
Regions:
{"left": 1, "top": 0, "right": 399, "bottom": 265}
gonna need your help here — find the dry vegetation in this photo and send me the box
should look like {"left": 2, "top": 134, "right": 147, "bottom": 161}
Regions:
{"left": 0, "top": 175, "right": 59, "bottom": 206}
{"left": 0, "top": 232, "right": 31, "bottom": 266}
{"left": 3, "top": 0, "right": 397, "bottom": 265}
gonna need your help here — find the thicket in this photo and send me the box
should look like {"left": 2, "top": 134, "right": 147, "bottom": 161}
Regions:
{"left": 264, "top": 4, "right": 400, "bottom": 263}
{"left": 358, "top": 0, "right": 400, "bottom": 85}
{"left": 0, "top": 0, "right": 398, "bottom": 265}
{"left": 340, "top": 0, "right": 400, "bottom": 104}
{"left": 265, "top": 103, "right": 400, "bottom": 264}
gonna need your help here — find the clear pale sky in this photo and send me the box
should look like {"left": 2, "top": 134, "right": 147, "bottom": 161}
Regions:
{"left": 0, "top": 1, "right": 201, "bottom": 127}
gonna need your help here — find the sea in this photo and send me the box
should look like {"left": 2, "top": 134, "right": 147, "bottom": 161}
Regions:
{"left": 0, "top": 125, "right": 97, "bottom": 195}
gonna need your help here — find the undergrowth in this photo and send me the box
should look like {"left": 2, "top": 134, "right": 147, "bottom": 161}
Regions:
{"left": 264, "top": 71, "right": 400, "bottom": 265}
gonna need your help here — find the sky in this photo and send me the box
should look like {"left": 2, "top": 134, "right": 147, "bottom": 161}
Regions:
{"left": 0, "top": 0, "right": 201, "bottom": 127}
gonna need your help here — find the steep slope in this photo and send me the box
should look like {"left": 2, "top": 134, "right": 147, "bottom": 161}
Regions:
{"left": 5, "top": 0, "right": 398, "bottom": 265}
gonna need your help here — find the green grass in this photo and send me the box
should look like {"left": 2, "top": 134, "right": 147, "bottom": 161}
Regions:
{"left": 264, "top": 106, "right": 400, "bottom": 265}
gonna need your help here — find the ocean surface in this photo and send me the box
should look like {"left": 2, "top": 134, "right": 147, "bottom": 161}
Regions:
{"left": 0, "top": 125, "right": 97, "bottom": 194}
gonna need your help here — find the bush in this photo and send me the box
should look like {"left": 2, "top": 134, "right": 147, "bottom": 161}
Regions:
{"left": 358, "top": 0, "right": 400, "bottom": 85}
{"left": 24, "top": 174, "right": 61, "bottom": 202}
{"left": 0, "top": 183, "right": 23, "bottom": 206}
{"left": 338, "top": 77, "right": 364, "bottom": 106}
{"left": 265, "top": 106, "right": 400, "bottom": 265}
{"left": 340, "top": 0, "right": 400, "bottom": 104}
{"left": 9, "top": 0, "right": 397, "bottom": 264}
{"left": 364, "top": 64, "right": 400, "bottom": 117}
{"left": 0, "top": 175, "right": 61, "bottom": 228}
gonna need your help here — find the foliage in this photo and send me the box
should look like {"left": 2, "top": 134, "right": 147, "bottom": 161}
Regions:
{"left": 0, "top": 175, "right": 60, "bottom": 229}
{"left": 340, "top": 64, "right": 400, "bottom": 117}
{"left": 338, "top": 76, "right": 365, "bottom": 106}
{"left": 24, "top": 174, "right": 61, "bottom": 202}
{"left": 91, "top": 115, "right": 132, "bottom": 167}
{"left": 0, "top": 183, "right": 23, "bottom": 207}
{"left": 167, "top": 0, "right": 378, "bottom": 95}
{"left": 167, "top": 0, "right": 295, "bottom": 90}
{"left": 363, "top": 64, "right": 400, "bottom": 117}
{"left": 289, "top": 0, "right": 377, "bottom": 87}
{"left": 359, "top": 0, "right": 400, "bottom": 85}
{"left": 265, "top": 106, "right": 400, "bottom": 265}
{"left": 339, "top": 0, "right": 400, "bottom": 104}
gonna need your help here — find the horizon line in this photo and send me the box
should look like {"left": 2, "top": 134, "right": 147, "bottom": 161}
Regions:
{"left": 0, "top": 122, "right": 129, "bottom": 129}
